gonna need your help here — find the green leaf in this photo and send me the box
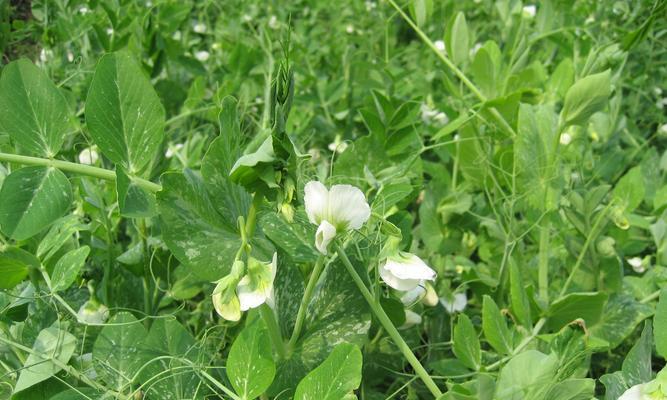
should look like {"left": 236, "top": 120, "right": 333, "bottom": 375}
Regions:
{"left": 157, "top": 170, "right": 241, "bottom": 281}
{"left": 229, "top": 136, "right": 278, "bottom": 192}
{"left": 201, "top": 96, "right": 250, "bottom": 224}
{"left": 0, "top": 166, "right": 72, "bottom": 240}
{"left": 36, "top": 215, "right": 87, "bottom": 263}
{"left": 93, "top": 312, "right": 147, "bottom": 390}
{"left": 494, "top": 350, "right": 558, "bottom": 400}
{"left": 409, "top": 0, "right": 433, "bottom": 26}
{"left": 656, "top": 289, "right": 667, "bottom": 359}
{"left": 86, "top": 51, "right": 165, "bottom": 174}
{"left": 270, "top": 257, "right": 370, "bottom": 396}
{"left": 0, "top": 58, "right": 72, "bottom": 157}
{"left": 600, "top": 372, "right": 627, "bottom": 400}
{"left": 14, "top": 325, "right": 76, "bottom": 393}
{"left": 544, "top": 379, "right": 595, "bottom": 400}
{"left": 612, "top": 166, "right": 645, "bottom": 213}
{"left": 260, "top": 211, "right": 319, "bottom": 263}
{"left": 0, "top": 257, "right": 28, "bottom": 289}
{"left": 547, "top": 292, "right": 607, "bottom": 330}
{"left": 294, "top": 343, "right": 362, "bottom": 400}
{"left": 137, "top": 318, "right": 202, "bottom": 399}
{"left": 621, "top": 321, "right": 653, "bottom": 387}
{"left": 515, "top": 103, "right": 560, "bottom": 211}
{"left": 49, "top": 246, "right": 89, "bottom": 292}
{"left": 116, "top": 166, "right": 157, "bottom": 218}
{"left": 560, "top": 70, "right": 611, "bottom": 127}
{"left": 509, "top": 261, "right": 532, "bottom": 328}
{"left": 453, "top": 314, "right": 481, "bottom": 370}
{"left": 482, "top": 295, "right": 512, "bottom": 355}
{"left": 227, "top": 318, "right": 276, "bottom": 399}
{"left": 590, "top": 294, "right": 653, "bottom": 348}
{"left": 446, "top": 12, "right": 469, "bottom": 65}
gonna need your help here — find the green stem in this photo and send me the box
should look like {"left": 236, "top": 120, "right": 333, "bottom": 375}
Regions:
{"left": 538, "top": 224, "right": 550, "bottom": 305}
{"left": 559, "top": 203, "right": 613, "bottom": 298}
{"left": 0, "top": 334, "right": 127, "bottom": 398}
{"left": 335, "top": 243, "right": 443, "bottom": 398}
{"left": 260, "top": 303, "right": 287, "bottom": 360}
{"left": 0, "top": 152, "right": 161, "bottom": 193}
{"left": 641, "top": 289, "right": 661, "bottom": 304}
{"left": 288, "top": 255, "right": 326, "bottom": 349}
{"left": 385, "top": 0, "right": 517, "bottom": 138}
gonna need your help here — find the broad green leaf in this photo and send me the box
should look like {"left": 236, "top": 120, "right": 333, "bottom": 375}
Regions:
{"left": 0, "top": 166, "right": 72, "bottom": 240}
{"left": 656, "top": 289, "right": 667, "bottom": 359}
{"left": 446, "top": 12, "right": 469, "bottom": 65}
{"left": 137, "top": 318, "right": 202, "bottom": 399}
{"left": 509, "top": 261, "right": 532, "bottom": 328}
{"left": 49, "top": 246, "right": 89, "bottom": 292}
{"left": 227, "top": 318, "right": 276, "bottom": 399}
{"left": 93, "top": 312, "right": 147, "bottom": 390}
{"left": 560, "top": 70, "right": 611, "bottom": 127}
{"left": 621, "top": 321, "right": 653, "bottom": 387}
{"left": 260, "top": 211, "right": 319, "bottom": 263}
{"left": 116, "top": 166, "right": 157, "bottom": 218}
{"left": 453, "top": 314, "right": 481, "bottom": 370}
{"left": 274, "top": 251, "right": 306, "bottom": 337}
{"left": 270, "top": 256, "right": 370, "bottom": 396}
{"left": 0, "top": 58, "right": 72, "bottom": 157}
{"left": 544, "top": 379, "right": 595, "bottom": 400}
{"left": 14, "top": 325, "right": 76, "bottom": 393}
{"left": 547, "top": 292, "right": 607, "bottom": 330}
{"left": 590, "top": 294, "right": 653, "bottom": 348}
{"left": 494, "top": 350, "right": 558, "bottom": 400}
{"left": 36, "top": 215, "right": 87, "bottom": 263}
{"left": 293, "top": 343, "right": 362, "bottom": 400}
{"left": 600, "top": 371, "right": 627, "bottom": 400}
{"left": 516, "top": 103, "right": 561, "bottom": 211}
{"left": 547, "top": 58, "right": 574, "bottom": 100}
{"left": 49, "top": 388, "right": 104, "bottom": 399}
{"left": 612, "top": 167, "right": 645, "bottom": 213}
{"left": 482, "top": 295, "right": 512, "bottom": 355}
{"left": 229, "top": 136, "right": 278, "bottom": 192}
{"left": 157, "top": 170, "right": 241, "bottom": 281}
{"left": 201, "top": 96, "right": 250, "bottom": 224}
{"left": 0, "top": 258, "right": 28, "bottom": 289}
{"left": 86, "top": 51, "right": 165, "bottom": 174}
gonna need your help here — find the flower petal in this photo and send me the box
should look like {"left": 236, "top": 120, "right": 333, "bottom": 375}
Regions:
{"left": 441, "top": 292, "right": 468, "bottom": 314}
{"left": 384, "top": 253, "right": 436, "bottom": 281}
{"left": 618, "top": 384, "right": 643, "bottom": 400}
{"left": 380, "top": 263, "right": 422, "bottom": 291}
{"left": 315, "top": 220, "right": 337, "bottom": 255}
{"left": 213, "top": 291, "right": 241, "bottom": 321}
{"left": 304, "top": 181, "right": 328, "bottom": 225}
{"left": 237, "top": 275, "right": 268, "bottom": 311}
{"left": 327, "top": 184, "right": 371, "bottom": 230}
{"left": 400, "top": 285, "right": 426, "bottom": 305}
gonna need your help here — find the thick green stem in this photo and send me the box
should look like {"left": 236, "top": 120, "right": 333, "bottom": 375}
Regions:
{"left": 538, "top": 224, "right": 550, "bottom": 305}
{"left": 0, "top": 152, "right": 161, "bottom": 193}
{"left": 288, "top": 255, "right": 326, "bottom": 348}
{"left": 335, "top": 243, "right": 443, "bottom": 398}
{"left": 260, "top": 303, "right": 287, "bottom": 360}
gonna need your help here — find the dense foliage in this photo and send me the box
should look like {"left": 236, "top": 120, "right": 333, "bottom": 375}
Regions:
{"left": 0, "top": 0, "right": 666, "bottom": 399}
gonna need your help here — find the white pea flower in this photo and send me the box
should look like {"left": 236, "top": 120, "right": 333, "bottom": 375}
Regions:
{"left": 402, "top": 310, "right": 423, "bottom": 328}
{"left": 212, "top": 255, "right": 277, "bottom": 321}
{"left": 77, "top": 300, "right": 109, "bottom": 325}
{"left": 193, "top": 22, "right": 207, "bottom": 33}
{"left": 441, "top": 292, "right": 467, "bottom": 314}
{"left": 67, "top": 51, "right": 74, "bottom": 63}
{"left": 659, "top": 124, "right": 667, "bottom": 135}
{"left": 165, "top": 143, "right": 184, "bottom": 158}
{"left": 627, "top": 256, "right": 649, "bottom": 274}
{"left": 106, "top": 28, "right": 114, "bottom": 35}
{"left": 327, "top": 135, "right": 348, "bottom": 154}
{"left": 400, "top": 285, "right": 426, "bottom": 305}
{"left": 172, "top": 30, "right": 182, "bottom": 40}
{"left": 78, "top": 146, "right": 99, "bottom": 165}
{"left": 269, "top": 15, "right": 279, "bottom": 29}
{"left": 78, "top": 6, "right": 89, "bottom": 14}
{"left": 619, "top": 384, "right": 644, "bottom": 400}
{"left": 346, "top": 24, "right": 354, "bottom": 34}
{"left": 242, "top": 14, "right": 253, "bottom": 22}
{"left": 522, "top": 5, "right": 537, "bottom": 18}
{"left": 434, "top": 40, "right": 445, "bottom": 52}
{"left": 237, "top": 254, "right": 277, "bottom": 311}
{"left": 559, "top": 132, "right": 572, "bottom": 145}
{"left": 195, "top": 51, "right": 210, "bottom": 62}
{"left": 379, "top": 252, "right": 436, "bottom": 291}
{"left": 304, "top": 181, "right": 371, "bottom": 255}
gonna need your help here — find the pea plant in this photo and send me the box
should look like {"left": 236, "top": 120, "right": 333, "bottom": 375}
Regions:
{"left": 0, "top": 0, "right": 666, "bottom": 399}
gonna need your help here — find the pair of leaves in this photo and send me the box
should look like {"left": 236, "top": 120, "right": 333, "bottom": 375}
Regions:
{"left": 86, "top": 51, "right": 165, "bottom": 218}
